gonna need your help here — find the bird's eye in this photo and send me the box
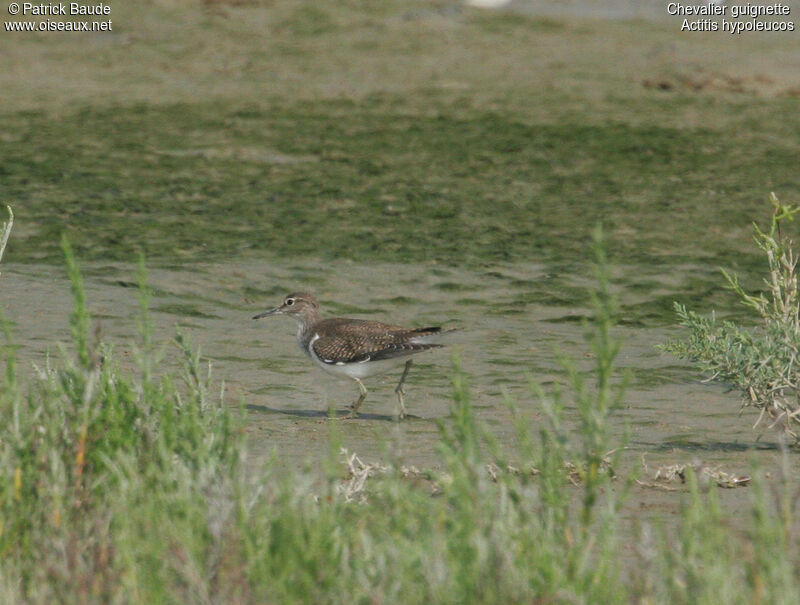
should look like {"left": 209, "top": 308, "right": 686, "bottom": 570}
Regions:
{"left": 286, "top": 298, "right": 295, "bottom": 306}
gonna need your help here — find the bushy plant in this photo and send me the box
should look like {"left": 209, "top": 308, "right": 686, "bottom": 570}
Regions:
{"left": 0, "top": 238, "right": 245, "bottom": 602}
{"left": 665, "top": 194, "right": 800, "bottom": 442}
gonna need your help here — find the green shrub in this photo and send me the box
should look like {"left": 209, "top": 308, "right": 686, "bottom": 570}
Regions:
{"left": 665, "top": 194, "right": 800, "bottom": 443}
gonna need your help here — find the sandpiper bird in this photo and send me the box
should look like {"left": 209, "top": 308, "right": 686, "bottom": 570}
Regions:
{"left": 253, "top": 292, "right": 450, "bottom": 419}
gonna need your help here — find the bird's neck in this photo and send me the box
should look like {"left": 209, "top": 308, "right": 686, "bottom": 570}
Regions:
{"left": 292, "top": 308, "right": 322, "bottom": 348}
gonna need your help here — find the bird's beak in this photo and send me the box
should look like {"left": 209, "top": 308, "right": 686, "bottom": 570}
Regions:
{"left": 252, "top": 307, "right": 281, "bottom": 320}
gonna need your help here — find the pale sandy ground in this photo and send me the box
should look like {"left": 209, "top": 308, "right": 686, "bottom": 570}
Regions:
{"left": 1, "top": 0, "right": 799, "bottom": 115}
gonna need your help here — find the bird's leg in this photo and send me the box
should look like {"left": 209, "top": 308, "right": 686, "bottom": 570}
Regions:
{"left": 394, "top": 359, "right": 413, "bottom": 420}
{"left": 347, "top": 378, "right": 368, "bottom": 418}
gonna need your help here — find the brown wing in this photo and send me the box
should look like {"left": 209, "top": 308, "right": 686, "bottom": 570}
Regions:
{"left": 310, "top": 318, "right": 443, "bottom": 364}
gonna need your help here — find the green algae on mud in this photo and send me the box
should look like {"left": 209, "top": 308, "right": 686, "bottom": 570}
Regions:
{"left": 2, "top": 0, "right": 798, "bottom": 277}
{"left": 3, "top": 99, "right": 799, "bottom": 272}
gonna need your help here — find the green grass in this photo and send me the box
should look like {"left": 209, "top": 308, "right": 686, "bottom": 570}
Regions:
{"left": 3, "top": 99, "right": 799, "bottom": 271}
{"left": 1, "top": 1, "right": 798, "bottom": 278}
{"left": 2, "top": 236, "right": 799, "bottom": 603}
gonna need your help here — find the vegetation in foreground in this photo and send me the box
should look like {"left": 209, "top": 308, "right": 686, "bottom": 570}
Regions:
{"left": 666, "top": 195, "right": 800, "bottom": 444}
{"left": 0, "top": 236, "right": 798, "bottom": 603}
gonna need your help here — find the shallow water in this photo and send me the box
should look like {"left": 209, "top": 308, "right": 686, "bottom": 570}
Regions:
{"left": 2, "top": 257, "right": 788, "bottom": 526}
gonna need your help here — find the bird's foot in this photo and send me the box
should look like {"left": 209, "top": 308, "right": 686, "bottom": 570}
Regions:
{"left": 345, "top": 399, "right": 363, "bottom": 419}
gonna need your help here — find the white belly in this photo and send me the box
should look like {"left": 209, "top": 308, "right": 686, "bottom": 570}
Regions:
{"left": 304, "top": 333, "right": 411, "bottom": 382}
{"left": 313, "top": 356, "right": 409, "bottom": 381}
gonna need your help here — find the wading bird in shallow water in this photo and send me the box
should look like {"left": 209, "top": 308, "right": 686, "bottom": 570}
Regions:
{"left": 253, "top": 292, "right": 452, "bottom": 419}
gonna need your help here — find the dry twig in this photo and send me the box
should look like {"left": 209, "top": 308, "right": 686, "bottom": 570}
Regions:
{"left": 640, "top": 454, "right": 750, "bottom": 489}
